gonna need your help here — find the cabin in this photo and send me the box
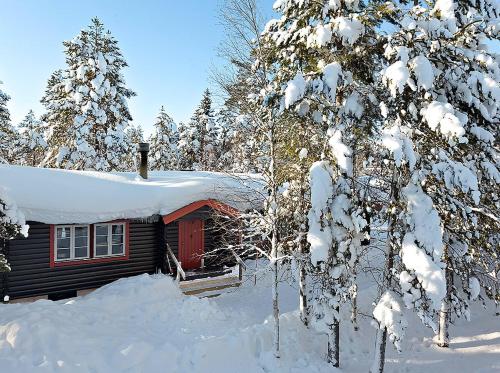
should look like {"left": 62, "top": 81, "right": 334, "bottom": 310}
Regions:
{"left": 0, "top": 146, "right": 258, "bottom": 302}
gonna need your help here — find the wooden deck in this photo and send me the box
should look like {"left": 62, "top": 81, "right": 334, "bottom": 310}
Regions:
{"left": 177, "top": 266, "right": 242, "bottom": 297}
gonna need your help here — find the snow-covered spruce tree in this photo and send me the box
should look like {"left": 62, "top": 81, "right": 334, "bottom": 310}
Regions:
{"left": 262, "top": 0, "right": 384, "bottom": 366}
{"left": 215, "top": 68, "right": 268, "bottom": 173}
{"left": 44, "top": 18, "right": 136, "bottom": 171}
{"left": 176, "top": 121, "right": 194, "bottom": 169}
{"left": 370, "top": 1, "right": 499, "bottom": 370}
{"left": 178, "top": 89, "right": 218, "bottom": 171}
{"left": 124, "top": 123, "right": 144, "bottom": 170}
{"left": 213, "top": 107, "right": 237, "bottom": 171}
{"left": 0, "top": 81, "right": 19, "bottom": 164}
{"left": 16, "top": 110, "right": 47, "bottom": 167}
{"left": 40, "top": 69, "right": 70, "bottom": 166}
{"left": 127, "top": 123, "right": 144, "bottom": 145}
{"left": 0, "top": 188, "right": 28, "bottom": 275}
{"left": 149, "top": 106, "right": 179, "bottom": 171}
{"left": 212, "top": 0, "right": 272, "bottom": 174}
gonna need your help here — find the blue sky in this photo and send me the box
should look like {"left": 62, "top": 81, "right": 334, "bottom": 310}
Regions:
{"left": 1, "top": 2, "right": 497, "bottom": 137}
{"left": 0, "top": 0, "right": 272, "bottom": 136}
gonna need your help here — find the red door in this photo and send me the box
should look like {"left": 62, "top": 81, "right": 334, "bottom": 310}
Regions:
{"left": 178, "top": 219, "right": 204, "bottom": 270}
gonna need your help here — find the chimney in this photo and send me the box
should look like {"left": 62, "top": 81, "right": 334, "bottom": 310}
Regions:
{"left": 137, "top": 143, "right": 149, "bottom": 179}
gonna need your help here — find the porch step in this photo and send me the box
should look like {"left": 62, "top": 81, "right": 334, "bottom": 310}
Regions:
{"left": 184, "top": 268, "right": 232, "bottom": 281}
{"left": 179, "top": 275, "right": 241, "bottom": 297}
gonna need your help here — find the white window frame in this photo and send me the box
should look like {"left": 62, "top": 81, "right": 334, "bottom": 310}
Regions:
{"left": 93, "top": 223, "right": 126, "bottom": 258}
{"left": 54, "top": 225, "right": 90, "bottom": 262}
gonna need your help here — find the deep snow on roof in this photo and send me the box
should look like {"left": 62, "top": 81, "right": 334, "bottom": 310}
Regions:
{"left": 0, "top": 165, "right": 262, "bottom": 224}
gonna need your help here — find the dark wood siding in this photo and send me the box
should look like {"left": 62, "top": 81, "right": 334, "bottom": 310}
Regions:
{"left": 3, "top": 220, "right": 162, "bottom": 300}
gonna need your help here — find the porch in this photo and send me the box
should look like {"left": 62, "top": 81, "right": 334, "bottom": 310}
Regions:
{"left": 165, "top": 244, "right": 246, "bottom": 297}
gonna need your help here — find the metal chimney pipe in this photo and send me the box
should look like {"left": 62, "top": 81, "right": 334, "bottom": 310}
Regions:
{"left": 137, "top": 143, "right": 149, "bottom": 179}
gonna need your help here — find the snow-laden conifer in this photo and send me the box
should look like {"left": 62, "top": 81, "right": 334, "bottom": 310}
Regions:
{"left": 43, "top": 18, "right": 135, "bottom": 171}
{"left": 16, "top": 110, "right": 47, "bottom": 166}
{"left": 0, "top": 188, "right": 28, "bottom": 273}
{"left": 371, "top": 1, "right": 499, "bottom": 371}
{"left": 149, "top": 106, "right": 179, "bottom": 171}
{"left": 262, "top": 0, "right": 382, "bottom": 366}
{"left": 0, "top": 82, "right": 18, "bottom": 164}
{"left": 123, "top": 123, "right": 144, "bottom": 170}
{"left": 178, "top": 90, "right": 219, "bottom": 170}
{"left": 40, "top": 69, "right": 70, "bottom": 166}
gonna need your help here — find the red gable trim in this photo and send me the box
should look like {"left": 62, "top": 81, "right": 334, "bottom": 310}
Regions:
{"left": 162, "top": 199, "right": 239, "bottom": 225}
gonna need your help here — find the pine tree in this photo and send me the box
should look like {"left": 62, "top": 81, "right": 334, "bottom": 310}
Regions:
{"left": 178, "top": 89, "right": 218, "bottom": 170}
{"left": 0, "top": 81, "right": 18, "bottom": 164}
{"left": 214, "top": 107, "right": 236, "bottom": 171}
{"left": 40, "top": 69, "right": 69, "bottom": 166}
{"left": 127, "top": 123, "right": 144, "bottom": 145}
{"left": 370, "top": 1, "right": 499, "bottom": 371}
{"left": 43, "top": 18, "right": 136, "bottom": 171}
{"left": 176, "top": 121, "right": 193, "bottom": 169}
{"left": 0, "top": 188, "right": 28, "bottom": 274}
{"left": 149, "top": 106, "right": 179, "bottom": 170}
{"left": 262, "top": 0, "right": 383, "bottom": 366}
{"left": 215, "top": 70, "right": 268, "bottom": 173}
{"left": 123, "top": 123, "right": 145, "bottom": 171}
{"left": 16, "top": 110, "right": 47, "bottom": 167}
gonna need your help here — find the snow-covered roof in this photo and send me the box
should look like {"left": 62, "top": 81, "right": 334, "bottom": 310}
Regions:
{"left": 0, "top": 165, "right": 262, "bottom": 224}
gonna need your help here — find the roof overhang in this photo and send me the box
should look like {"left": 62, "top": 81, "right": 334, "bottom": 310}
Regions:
{"left": 162, "top": 199, "right": 240, "bottom": 225}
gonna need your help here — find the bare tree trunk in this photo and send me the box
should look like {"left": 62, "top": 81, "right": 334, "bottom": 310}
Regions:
{"left": 298, "top": 239, "right": 308, "bottom": 326}
{"left": 269, "top": 126, "right": 280, "bottom": 359}
{"left": 495, "top": 267, "right": 499, "bottom": 316}
{"left": 272, "top": 256, "right": 280, "bottom": 358}
{"left": 438, "top": 299, "right": 450, "bottom": 347}
{"left": 299, "top": 262, "right": 308, "bottom": 326}
{"left": 438, "top": 246, "right": 451, "bottom": 347}
{"left": 254, "top": 248, "right": 258, "bottom": 286}
{"left": 298, "top": 140, "right": 309, "bottom": 327}
{"left": 351, "top": 280, "right": 359, "bottom": 331}
{"left": 370, "top": 326, "right": 388, "bottom": 373}
{"left": 327, "top": 310, "right": 340, "bottom": 367}
{"left": 370, "top": 166, "right": 398, "bottom": 373}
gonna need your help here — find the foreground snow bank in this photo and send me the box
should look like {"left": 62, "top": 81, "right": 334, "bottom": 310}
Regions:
{"left": 0, "top": 274, "right": 332, "bottom": 373}
{"left": 1, "top": 268, "right": 498, "bottom": 372}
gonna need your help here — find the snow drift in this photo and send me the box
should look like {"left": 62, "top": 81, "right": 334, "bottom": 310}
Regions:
{"left": 0, "top": 165, "right": 262, "bottom": 224}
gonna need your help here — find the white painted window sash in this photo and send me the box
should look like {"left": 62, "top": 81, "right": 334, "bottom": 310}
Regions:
{"left": 54, "top": 225, "right": 90, "bottom": 262}
{"left": 93, "top": 223, "right": 126, "bottom": 258}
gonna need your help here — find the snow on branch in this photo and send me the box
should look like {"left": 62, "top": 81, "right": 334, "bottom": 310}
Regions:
{"left": 400, "top": 184, "right": 446, "bottom": 311}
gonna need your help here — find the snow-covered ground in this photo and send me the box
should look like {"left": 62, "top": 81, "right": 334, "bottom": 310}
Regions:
{"left": 0, "top": 263, "right": 498, "bottom": 372}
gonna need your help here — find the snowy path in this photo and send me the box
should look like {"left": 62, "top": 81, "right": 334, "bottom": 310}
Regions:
{"left": 0, "top": 266, "right": 498, "bottom": 372}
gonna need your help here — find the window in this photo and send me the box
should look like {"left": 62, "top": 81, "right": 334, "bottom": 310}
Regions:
{"left": 94, "top": 223, "right": 126, "bottom": 257}
{"left": 51, "top": 222, "right": 128, "bottom": 267}
{"left": 55, "top": 225, "right": 89, "bottom": 261}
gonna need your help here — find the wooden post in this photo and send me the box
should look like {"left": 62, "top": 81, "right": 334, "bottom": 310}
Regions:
{"left": 176, "top": 263, "right": 181, "bottom": 282}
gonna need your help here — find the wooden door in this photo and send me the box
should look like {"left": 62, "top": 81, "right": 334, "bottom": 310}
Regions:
{"left": 178, "top": 219, "right": 204, "bottom": 270}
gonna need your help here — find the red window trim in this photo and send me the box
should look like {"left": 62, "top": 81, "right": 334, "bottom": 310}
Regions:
{"left": 162, "top": 199, "right": 239, "bottom": 225}
{"left": 50, "top": 220, "right": 130, "bottom": 268}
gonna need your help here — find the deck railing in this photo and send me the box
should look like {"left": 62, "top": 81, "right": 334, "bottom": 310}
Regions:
{"left": 166, "top": 244, "right": 186, "bottom": 281}
{"left": 228, "top": 247, "right": 247, "bottom": 280}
